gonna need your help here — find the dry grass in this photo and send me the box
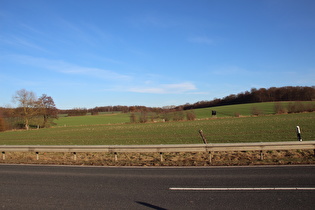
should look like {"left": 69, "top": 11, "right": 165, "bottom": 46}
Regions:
{"left": 1, "top": 150, "right": 314, "bottom": 166}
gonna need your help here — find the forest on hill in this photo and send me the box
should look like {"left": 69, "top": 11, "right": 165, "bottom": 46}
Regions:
{"left": 64, "top": 86, "right": 314, "bottom": 115}
{"left": 180, "top": 86, "right": 315, "bottom": 110}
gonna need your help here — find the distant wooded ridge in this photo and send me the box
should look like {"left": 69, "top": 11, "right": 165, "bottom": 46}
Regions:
{"left": 58, "top": 86, "right": 315, "bottom": 114}
{"left": 180, "top": 86, "right": 315, "bottom": 110}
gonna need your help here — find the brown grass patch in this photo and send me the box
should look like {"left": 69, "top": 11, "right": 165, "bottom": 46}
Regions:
{"left": 1, "top": 150, "right": 315, "bottom": 166}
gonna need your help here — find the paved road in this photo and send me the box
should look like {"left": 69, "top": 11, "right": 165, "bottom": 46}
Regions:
{"left": 1, "top": 165, "right": 314, "bottom": 209}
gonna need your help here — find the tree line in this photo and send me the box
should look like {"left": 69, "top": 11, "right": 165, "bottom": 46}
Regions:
{"left": 180, "top": 86, "right": 315, "bottom": 110}
{"left": 0, "top": 89, "right": 58, "bottom": 131}
{"left": 59, "top": 86, "right": 315, "bottom": 117}
{"left": 59, "top": 106, "right": 167, "bottom": 116}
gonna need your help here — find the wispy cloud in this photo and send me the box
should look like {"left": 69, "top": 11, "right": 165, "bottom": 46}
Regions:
{"left": 128, "top": 13, "right": 180, "bottom": 29}
{"left": 128, "top": 82, "right": 197, "bottom": 94}
{"left": 20, "top": 23, "right": 46, "bottom": 35}
{"left": 188, "top": 36, "right": 214, "bottom": 45}
{"left": 54, "top": 18, "right": 114, "bottom": 47}
{"left": 210, "top": 66, "right": 251, "bottom": 75}
{"left": 7, "top": 55, "right": 131, "bottom": 81}
{"left": 0, "top": 72, "right": 43, "bottom": 87}
{"left": 0, "top": 35, "right": 49, "bottom": 53}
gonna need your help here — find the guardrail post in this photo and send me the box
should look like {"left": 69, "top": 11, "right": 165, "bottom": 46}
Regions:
{"left": 260, "top": 150, "right": 264, "bottom": 160}
{"left": 114, "top": 152, "right": 118, "bottom": 162}
{"left": 160, "top": 152, "right": 164, "bottom": 162}
{"left": 209, "top": 151, "right": 212, "bottom": 164}
{"left": 73, "top": 152, "right": 77, "bottom": 161}
{"left": 2, "top": 152, "right": 5, "bottom": 160}
{"left": 36, "top": 152, "right": 39, "bottom": 160}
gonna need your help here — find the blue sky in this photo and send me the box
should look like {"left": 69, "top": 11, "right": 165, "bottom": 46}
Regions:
{"left": 1, "top": 0, "right": 314, "bottom": 109}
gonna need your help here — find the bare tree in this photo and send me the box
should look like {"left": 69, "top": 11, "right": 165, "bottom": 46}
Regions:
{"left": 38, "top": 94, "right": 58, "bottom": 128}
{"left": 12, "top": 89, "right": 40, "bottom": 130}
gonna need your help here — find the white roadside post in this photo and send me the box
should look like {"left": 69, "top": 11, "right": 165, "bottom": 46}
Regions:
{"left": 296, "top": 126, "right": 302, "bottom": 142}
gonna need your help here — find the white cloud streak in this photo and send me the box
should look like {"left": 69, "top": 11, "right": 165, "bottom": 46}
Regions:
{"left": 0, "top": 36, "right": 49, "bottom": 53}
{"left": 128, "top": 13, "right": 180, "bottom": 29}
{"left": 210, "top": 66, "right": 252, "bottom": 76}
{"left": 188, "top": 36, "right": 214, "bottom": 45}
{"left": 128, "top": 82, "right": 197, "bottom": 94}
{"left": 7, "top": 55, "right": 131, "bottom": 81}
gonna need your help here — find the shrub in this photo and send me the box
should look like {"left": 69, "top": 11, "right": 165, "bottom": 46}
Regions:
{"left": 0, "top": 117, "right": 6, "bottom": 131}
{"left": 288, "top": 102, "right": 305, "bottom": 113}
{"left": 274, "top": 102, "right": 288, "bottom": 114}
{"left": 186, "top": 111, "right": 196, "bottom": 121}
{"left": 130, "top": 113, "right": 137, "bottom": 123}
{"left": 162, "top": 112, "right": 172, "bottom": 122}
{"left": 91, "top": 111, "right": 99, "bottom": 115}
{"left": 139, "top": 111, "right": 148, "bottom": 123}
{"left": 305, "top": 103, "right": 315, "bottom": 112}
{"left": 173, "top": 111, "right": 185, "bottom": 121}
{"left": 251, "top": 106, "right": 263, "bottom": 116}
{"left": 149, "top": 112, "right": 159, "bottom": 122}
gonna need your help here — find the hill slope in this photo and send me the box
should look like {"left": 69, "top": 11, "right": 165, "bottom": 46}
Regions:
{"left": 54, "top": 101, "right": 315, "bottom": 126}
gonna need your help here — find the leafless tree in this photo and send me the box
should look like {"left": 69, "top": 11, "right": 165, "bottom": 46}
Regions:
{"left": 12, "top": 89, "right": 40, "bottom": 130}
{"left": 38, "top": 94, "right": 58, "bottom": 128}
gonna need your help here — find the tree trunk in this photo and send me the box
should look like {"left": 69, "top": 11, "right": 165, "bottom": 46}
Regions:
{"left": 25, "top": 118, "right": 29, "bottom": 130}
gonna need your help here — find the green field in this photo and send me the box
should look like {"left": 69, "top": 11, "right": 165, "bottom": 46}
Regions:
{"left": 55, "top": 101, "right": 315, "bottom": 126}
{"left": 55, "top": 102, "right": 277, "bottom": 126}
{"left": 55, "top": 112, "right": 130, "bottom": 126}
{"left": 0, "top": 110, "right": 314, "bottom": 145}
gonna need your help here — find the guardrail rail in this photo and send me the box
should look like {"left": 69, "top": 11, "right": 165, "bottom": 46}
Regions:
{"left": 1, "top": 141, "right": 315, "bottom": 162}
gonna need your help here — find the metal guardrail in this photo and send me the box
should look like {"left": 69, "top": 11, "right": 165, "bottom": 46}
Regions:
{"left": 1, "top": 141, "right": 315, "bottom": 153}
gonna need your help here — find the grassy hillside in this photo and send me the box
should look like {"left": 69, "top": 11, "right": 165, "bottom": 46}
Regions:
{"left": 55, "top": 102, "right": 315, "bottom": 126}
{"left": 194, "top": 102, "right": 274, "bottom": 118}
{"left": 194, "top": 101, "right": 315, "bottom": 119}
{"left": 0, "top": 112, "right": 314, "bottom": 145}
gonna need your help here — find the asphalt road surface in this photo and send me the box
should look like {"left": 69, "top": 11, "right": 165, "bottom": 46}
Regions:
{"left": 1, "top": 164, "right": 314, "bottom": 209}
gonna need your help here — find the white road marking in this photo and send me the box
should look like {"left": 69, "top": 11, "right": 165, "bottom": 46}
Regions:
{"left": 169, "top": 187, "right": 315, "bottom": 191}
